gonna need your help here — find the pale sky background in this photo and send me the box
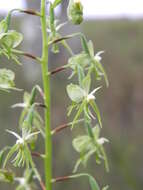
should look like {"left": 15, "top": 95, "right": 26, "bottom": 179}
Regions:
{"left": 0, "top": 0, "right": 143, "bottom": 19}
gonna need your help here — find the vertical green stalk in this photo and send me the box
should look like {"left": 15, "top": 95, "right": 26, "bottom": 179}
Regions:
{"left": 40, "top": 0, "right": 52, "bottom": 190}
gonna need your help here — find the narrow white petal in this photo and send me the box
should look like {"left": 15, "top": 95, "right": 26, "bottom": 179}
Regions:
{"left": 25, "top": 131, "right": 40, "bottom": 141}
{"left": 90, "top": 86, "right": 102, "bottom": 96}
{"left": 11, "top": 103, "right": 27, "bottom": 108}
{"left": 6, "top": 129, "right": 22, "bottom": 140}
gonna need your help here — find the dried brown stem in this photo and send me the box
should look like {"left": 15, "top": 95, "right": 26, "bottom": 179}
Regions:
{"left": 23, "top": 53, "right": 38, "bottom": 60}
{"left": 53, "top": 176, "right": 70, "bottom": 182}
{"left": 52, "top": 123, "right": 70, "bottom": 134}
{"left": 31, "top": 152, "right": 42, "bottom": 158}
{"left": 50, "top": 66, "right": 66, "bottom": 75}
{"left": 40, "top": 180, "right": 46, "bottom": 190}
{"left": 20, "top": 9, "right": 41, "bottom": 16}
{"left": 52, "top": 119, "right": 84, "bottom": 135}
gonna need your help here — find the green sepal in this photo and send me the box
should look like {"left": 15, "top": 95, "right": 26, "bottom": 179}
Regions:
{"left": 52, "top": 0, "right": 63, "bottom": 8}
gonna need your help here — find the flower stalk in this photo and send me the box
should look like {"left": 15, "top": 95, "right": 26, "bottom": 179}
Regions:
{"left": 40, "top": 0, "right": 52, "bottom": 190}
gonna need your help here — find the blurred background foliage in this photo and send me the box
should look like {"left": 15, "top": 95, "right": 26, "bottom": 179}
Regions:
{"left": 0, "top": 0, "right": 143, "bottom": 189}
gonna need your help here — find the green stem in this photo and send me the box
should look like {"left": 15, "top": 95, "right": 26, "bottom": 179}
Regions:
{"left": 40, "top": 1, "right": 52, "bottom": 190}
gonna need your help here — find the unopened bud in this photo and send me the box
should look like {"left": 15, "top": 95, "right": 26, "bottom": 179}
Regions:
{"left": 67, "top": 0, "right": 83, "bottom": 25}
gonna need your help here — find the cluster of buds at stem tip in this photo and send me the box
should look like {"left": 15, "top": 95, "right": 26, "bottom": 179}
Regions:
{"left": 67, "top": 0, "right": 83, "bottom": 25}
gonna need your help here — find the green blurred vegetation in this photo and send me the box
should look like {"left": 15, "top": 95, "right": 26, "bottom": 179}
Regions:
{"left": 0, "top": 8, "right": 143, "bottom": 190}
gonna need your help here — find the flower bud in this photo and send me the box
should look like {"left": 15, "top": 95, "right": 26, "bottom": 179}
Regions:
{"left": 67, "top": 0, "right": 83, "bottom": 25}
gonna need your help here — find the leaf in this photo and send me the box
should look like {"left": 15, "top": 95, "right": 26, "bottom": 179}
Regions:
{"left": 67, "top": 173, "right": 100, "bottom": 190}
{"left": 53, "top": 0, "right": 62, "bottom": 8}
{"left": 3, "top": 144, "right": 18, "bottom": 168}
{"left": 0, "top": 147, "right": 10, "bottom": 168}
{"left": 67, "top": 83, "right": 85, "bottom": 103}
{"left": 82, "top": 74, "right": 91, "bottom": 94}
{"left": 11, "top": 53, "right": 21, "bottom": 65}
{"left": 89, "top": 100, "right": 102, "bottom": 128}
{"left": 89, "top": 175, "right": 100, "bottom": 190}
{"left": 71, "top": 100, "right": 85, "bottom": 128}
{"left": 0, "top": 69, "right": 15, "bottom": 91}
{"left": 80, "top": 34, "right": 90, "bottom": 54}
{"left": 77, "top": 64, "right": 85, "bottom": 86}
{"left": 0, "top": 19, "right": 7, "bottom": 34}
{"left": 94, "top": 59, "right": 109, "bottom": 87}
{"left": 88, "top": 40, "right": 94, "bottom": 57}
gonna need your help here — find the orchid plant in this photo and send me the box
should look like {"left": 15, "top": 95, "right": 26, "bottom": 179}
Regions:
{"left": 0, "top": 0, "right": 109, "bottom": 190}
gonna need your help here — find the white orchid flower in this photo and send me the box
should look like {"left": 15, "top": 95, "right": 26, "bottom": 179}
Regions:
{"left": 6, "top": 130, "right": 40, "bottom": 145}
{"left": 97, "top": 137, "right": 109, "bottom": 145}
{"left": 86, "top": 86, "right": 102, "bottom": 102}
{"left": 94, "top": 51, "right": 104, "bottom": 62}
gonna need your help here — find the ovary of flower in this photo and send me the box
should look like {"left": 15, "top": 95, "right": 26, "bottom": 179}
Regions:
{"left": 94, "top": 51, "right": 104, "bottom": 62}
{"left": 86, "top": 86, "right": 102, "bottom": 102}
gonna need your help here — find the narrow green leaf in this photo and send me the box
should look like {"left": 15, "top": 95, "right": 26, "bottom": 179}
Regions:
{"left": 90, "top": 100, "right": 102, "bottom": 128}
{"left": 0, "top": 19, "right": 7, "bottom": 34}
{"left": 0, "top": 147, "right": 10, "bottom": 168}
{"left": 77, "top": 64, "right": 85, "bottom": 86}
{"left": 53, "top": 0, "right": 62, "bottom": 8}
{"left": 3, "top": 144, "right": 18, "bottom": 168}
{"left": 94, "top": 59, "right": 109, "bottom": 87}
{"left": 67, "top": 173, "right": 100, "bottom": 190}
{"left": 89, "top": 175, "right": 100, "bottom": 190}
{"left": 82, "top": 74, "right": 91, "bottom": 94}
{"left": 71, "top": 101, "right": 85, "bottom": 128}
{"left": 80, "top": 34, "right": 90, "bottom": 54}
{"left": 88, "top": 40, "right": 94, "bottom": 57}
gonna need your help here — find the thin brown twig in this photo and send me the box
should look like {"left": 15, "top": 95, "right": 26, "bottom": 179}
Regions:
{"left": 31, "top": 152, "right": 42, "bottom": 158}
{"left": 53, "top": 176, "right": 71, "bottom": 183}
{"left": 40, "top": 180, "right": 46, "bottom": 190}
{"left": 23, "top": 53, "right": 39, "bottom": 60}
{"left": 52, "top": 123, "right": 70, "bottom": 134}
{"left": 52, "top": 119, "right": 84, "bottom": 135}
{"left": 50, "top": 66, "right": 67, "bottom": 75}
{"left": 20, "top": 9, "right": 41, "bottom": 16}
